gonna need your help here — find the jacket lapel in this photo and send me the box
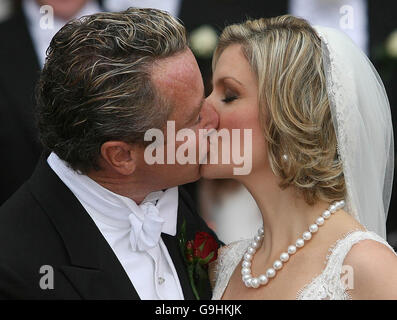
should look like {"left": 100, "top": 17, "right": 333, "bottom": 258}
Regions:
{"left": 161, "top": 189, "right": 212, "bottom": 300}
{"left": 161, "top": 191, "right": 195, "bottom": 299}
{"left": 28, "top": 154, "right": 140, "bottom": 299}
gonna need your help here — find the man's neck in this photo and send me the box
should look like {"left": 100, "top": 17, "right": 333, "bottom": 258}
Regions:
{"left": 87, "top": 170, "right": 156, "bottom": 205}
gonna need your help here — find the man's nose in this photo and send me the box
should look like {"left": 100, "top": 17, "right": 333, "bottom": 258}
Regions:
{"left": 201, "top": 100, "right": 219, "bottom": 130}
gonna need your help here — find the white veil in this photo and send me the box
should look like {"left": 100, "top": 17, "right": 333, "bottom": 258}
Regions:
{"left": 313, "top": 26, "right": 394, "bottom": 239}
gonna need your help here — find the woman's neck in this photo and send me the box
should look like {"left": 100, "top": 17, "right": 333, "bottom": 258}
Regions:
{"left": 239, "top": 168, "right": 329, "bottom": 262}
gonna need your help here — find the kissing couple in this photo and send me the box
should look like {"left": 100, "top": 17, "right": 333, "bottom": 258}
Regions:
{"left": 0, "top": 8, "right": 396, "bottom": 300}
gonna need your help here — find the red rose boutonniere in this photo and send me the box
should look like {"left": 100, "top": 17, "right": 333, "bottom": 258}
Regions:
{"left": 178, "top": 220, "right": 218, "bottom": 300}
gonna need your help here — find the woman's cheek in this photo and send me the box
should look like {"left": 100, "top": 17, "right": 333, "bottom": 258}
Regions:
{"left": 218, "top": 107, "right": 252, "bottom": 130}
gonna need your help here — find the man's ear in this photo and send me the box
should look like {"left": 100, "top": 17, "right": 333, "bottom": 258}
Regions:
{"left": 100, "top": 141, "right": 137, "bottom": 175}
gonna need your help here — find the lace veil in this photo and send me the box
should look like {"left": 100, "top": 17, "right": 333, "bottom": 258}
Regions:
{"left": 313, "top": 26, "right": 394, "bottom": 239}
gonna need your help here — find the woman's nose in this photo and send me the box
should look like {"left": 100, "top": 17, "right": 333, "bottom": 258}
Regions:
{"left": 201, "top": 100, "right": 219, "bottom": 130}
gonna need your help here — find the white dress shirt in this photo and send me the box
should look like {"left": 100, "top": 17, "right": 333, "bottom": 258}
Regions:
{"left": 289, "top": 0, "right": 369, "bottom": 54}
{"left": 47, "top": 152, "right": 184, "bottom": 300}
{"left": 23, "top": 0, "right": 102, "bottom": 68}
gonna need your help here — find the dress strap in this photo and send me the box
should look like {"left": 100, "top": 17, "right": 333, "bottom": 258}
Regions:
{"left": 297, "top": 230, "right": 396, "bottom": 300}
{"left": 324, "top": 230, "right": 396, "bottom": 274}
{"left": 212, "top": 239, "right": 250, "bottom": 300}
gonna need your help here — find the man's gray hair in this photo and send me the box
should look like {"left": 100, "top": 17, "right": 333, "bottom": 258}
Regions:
{"left": 36, "top": 8, "right": 187, "bottom": 173}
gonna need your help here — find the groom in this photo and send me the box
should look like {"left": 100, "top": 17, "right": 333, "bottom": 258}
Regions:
{"left": 0, "top": 8, "right": 220, "bottom": 299}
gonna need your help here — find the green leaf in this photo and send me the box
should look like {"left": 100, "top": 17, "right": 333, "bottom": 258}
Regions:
{"left": 199, "top": 251, "right": 214, "bottom": 265}
{"left": 188, "top": 264, "right": 200, "bottom": 300}
{"left": 198, "top": 239, "right": 206, "bottom": 252}
{"left": 178, "top": 219, "right": 187, "bottom": 256}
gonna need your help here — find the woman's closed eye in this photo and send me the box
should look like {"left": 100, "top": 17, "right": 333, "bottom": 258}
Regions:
{"left": 222, "top": 88, "right": 239, "bottom": 103}
{"left": 222, "top": 95, "right": 238, "bottom": 103}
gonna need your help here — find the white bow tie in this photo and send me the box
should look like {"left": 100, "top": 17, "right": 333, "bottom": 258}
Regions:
{"left": 128, "top": 198, "right": 164, "bottom": 251}
{"left": 122, "top": 189, "right": 178, "bottom": 252}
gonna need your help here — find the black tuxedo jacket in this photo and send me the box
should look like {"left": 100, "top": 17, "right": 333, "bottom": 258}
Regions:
{"left": 0, "top": 152, "right": 221, "bottom": 299}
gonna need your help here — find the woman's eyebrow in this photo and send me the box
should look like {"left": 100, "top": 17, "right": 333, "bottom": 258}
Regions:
{"left": 216, "top": 76, "right": 244, "bottom": 87}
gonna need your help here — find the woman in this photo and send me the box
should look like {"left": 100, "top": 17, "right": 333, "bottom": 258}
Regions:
{"left": 202, "top": 15, "right": 397, "bottom": 299}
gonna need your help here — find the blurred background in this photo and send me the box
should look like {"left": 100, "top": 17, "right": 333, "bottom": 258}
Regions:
{"left": 0, "top": 0, "right": 396, "bottom": 248}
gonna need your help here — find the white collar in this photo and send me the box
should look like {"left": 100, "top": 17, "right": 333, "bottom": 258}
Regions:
{"left": 47, "top": 152, "right": 179, "bottom": 236}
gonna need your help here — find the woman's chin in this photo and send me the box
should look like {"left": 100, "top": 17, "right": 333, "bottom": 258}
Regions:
{"left": 199, "top": 163, "right": 235, "bottom": 180}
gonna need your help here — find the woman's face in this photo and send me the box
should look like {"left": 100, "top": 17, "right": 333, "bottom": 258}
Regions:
{"left": 201, "top": 44, "right": 268, "bottom": 180}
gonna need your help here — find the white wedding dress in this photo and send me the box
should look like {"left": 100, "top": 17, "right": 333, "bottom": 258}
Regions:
{"left": 212, "top": 230, "right": 397, "bottom": 300}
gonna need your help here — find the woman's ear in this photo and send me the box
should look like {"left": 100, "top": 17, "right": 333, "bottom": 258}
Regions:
{"left": 100, "top": 141, "right": 137, "bottom": 175}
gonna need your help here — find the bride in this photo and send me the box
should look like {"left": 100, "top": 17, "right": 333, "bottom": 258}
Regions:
{"left": 201, "top": 15, "right": 397, "bottom": 299}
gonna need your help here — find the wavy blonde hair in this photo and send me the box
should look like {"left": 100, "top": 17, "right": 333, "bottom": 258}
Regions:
{"left": 213, "top": 15, "right": 346, "bottom": 205}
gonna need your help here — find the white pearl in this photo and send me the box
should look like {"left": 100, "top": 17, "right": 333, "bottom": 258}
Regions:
{"left": 251, "top": 241, "right": 259, "bottom": 249}
{"left": 273, "top": 260, "right": 283, "bottom": 270}
{"left": 240, "top": 200, "right": 346, "bottom": 289}
{"left": 241, "top": 267, "right": 251, "bottom": 275}
{"left": 309, "top": 224, "right": 319, "bottom": 233}
{"left": 296, "top": 238, "right": 305, "bottom": 248}
{"left": 251, "top": 278, "right": 260, "bottom": 288}
{"left": 280, "top": 252, "right": 289, "bottom": 262}
{"left": 259, "top": 274, "right": 268, "bottom": 285}
{"left": 242, "top": 274, "right": 252, "bottom": 281}
{"left": 303, "top": 231, "right": 312, "bottom": 241}
{"left": 288, "top": 245, "right": 297, "bottom": 255}
{"left": 322, "top": 210, "right": 331, "bottom": 219}
{"left": 244, "top": 253, "right": 253, "bottom": 261}
{"left": 266, "top": 268, "right": 276, "bottom": 278}
{"left": 316, "top": 217, "right": 325, "bottom": 226}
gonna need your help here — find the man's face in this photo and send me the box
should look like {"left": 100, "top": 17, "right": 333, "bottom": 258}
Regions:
{"left": 133, "top": 49, "right": 219, "bottom": 190}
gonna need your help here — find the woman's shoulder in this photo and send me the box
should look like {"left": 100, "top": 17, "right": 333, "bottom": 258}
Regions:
{"left": 298, "top": 229, "right": 397, "bottom": 300}
{"left": 340, "top": 230, "right": 397, "bottom": 299}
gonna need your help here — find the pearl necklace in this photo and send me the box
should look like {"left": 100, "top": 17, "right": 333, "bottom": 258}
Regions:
{"left": 241, "top": 200, "right": 346, "bottom": 288}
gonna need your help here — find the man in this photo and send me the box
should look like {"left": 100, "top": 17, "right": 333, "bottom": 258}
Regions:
{"left": 0, "top": 8, "right": 220, "bottom": 299}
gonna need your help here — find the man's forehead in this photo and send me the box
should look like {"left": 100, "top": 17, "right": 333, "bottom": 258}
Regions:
{"left": 151, "top": 50, "right": 201, "bottom": 99}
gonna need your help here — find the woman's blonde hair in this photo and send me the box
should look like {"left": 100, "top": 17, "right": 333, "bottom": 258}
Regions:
{"left": 213, "top": 15, "right": 345, "bottom": 205}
